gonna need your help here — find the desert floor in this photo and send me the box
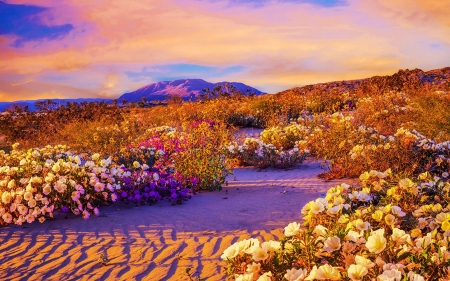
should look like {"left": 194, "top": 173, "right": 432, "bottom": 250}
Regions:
{"left": 0, "top": 159, "right": 349, "bottom": 281}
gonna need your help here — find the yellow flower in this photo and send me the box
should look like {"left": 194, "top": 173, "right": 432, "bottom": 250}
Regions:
{"left": 399, "top": 178, "right": 414, "bottom": 189}
{"left": 355, "top": 255, "right": 375, "bottom": 269}
{"left": 442, "top": 219, "right": 450, "bottom": 231}
{"left": 366, "top": 229, "right": 387, "bottom": 254}
{"left": 391, "top": 228, "right": 409, "bottom": 244}
{"left": 372, "top": 210, "right": 384, "bottom": 222}
{"left": 385, "top": 214, "right": 396, "bottom": 226}
{"left": 315, "top": 264, "right": 341, "bottom": 280}
{"left": 410, "top": 228, "right": 422, "bottom": 238}
{"left": 359, "top": 172, "right": 370, "bottom": 182}
{"left": 347, "top": 264, "right": 368, "bottom": 281}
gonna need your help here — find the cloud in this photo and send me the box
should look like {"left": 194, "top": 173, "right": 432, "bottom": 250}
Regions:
{"left": 0, "top": 0, "right": 449, "bottom": 98}
{"left": 0, "top": 1, "right": 73, "bottom": 47}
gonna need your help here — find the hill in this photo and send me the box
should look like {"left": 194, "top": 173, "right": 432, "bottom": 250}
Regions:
{"left": 278, "top": 67, "right": 450, "bottom": 95}
{"left": 119, "top": 79, "right": 265, "bottom": 102}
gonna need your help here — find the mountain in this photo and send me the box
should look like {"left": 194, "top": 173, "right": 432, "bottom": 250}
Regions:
{"left": 0, "top": 98, "right": 112, "bottom": 112}
{"left": 277, "top": 67, "right": 450, "bottom": 95}
{"left": 119, "top": 79, "right": 265, "bottom": 102}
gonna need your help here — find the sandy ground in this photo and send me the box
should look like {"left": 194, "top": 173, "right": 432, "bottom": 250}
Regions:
{"left": 0, "top": 159, "right": 350, "bottom": 281}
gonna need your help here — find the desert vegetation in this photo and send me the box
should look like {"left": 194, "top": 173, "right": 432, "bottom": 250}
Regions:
{"left": 1, "top": 67, "right": 450, "bottom": 280}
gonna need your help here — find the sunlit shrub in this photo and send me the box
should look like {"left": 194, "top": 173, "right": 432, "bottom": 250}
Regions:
{"left": 227, "top": 138, "right": 308, "bottom": 169}
{"left": 222, "top": 170, "right": 450, "bottom": 280}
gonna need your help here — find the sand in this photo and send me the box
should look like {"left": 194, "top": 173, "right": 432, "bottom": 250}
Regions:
{"left": 0, "top": 159, "right": 349, "bottom": 281}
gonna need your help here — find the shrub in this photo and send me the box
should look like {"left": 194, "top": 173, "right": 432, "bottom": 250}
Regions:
{"left": 222, "top": 170, "right": 450, "bottom": 280}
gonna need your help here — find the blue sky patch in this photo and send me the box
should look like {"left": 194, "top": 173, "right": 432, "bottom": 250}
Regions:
{"left": 0, "top": 1, "right": 73, "bottom": 47}
{"left": 126, "top": 64, "right": 244, "bottom": 82}
{"left": 201, "top": 0, "right": 346, "bottom": 8}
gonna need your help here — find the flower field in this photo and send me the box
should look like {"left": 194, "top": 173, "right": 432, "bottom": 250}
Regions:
{"left": 1, "top": 77, "right": 450, "bottom": 280}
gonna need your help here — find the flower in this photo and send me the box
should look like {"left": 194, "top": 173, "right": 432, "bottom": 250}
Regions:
{"left": 262, "top": 240, "right": 281, "bottom": 252}
{"left": 235, "top": 273, "right": 254, "bottom": 281}
{"left": 82, "top": 210, "right": 90, "bottom": 220}
{"left": 323, "top": 236, "right": 341, "bottom": 253}
{"left": 377, "top": 269, "right": 401, "bottom": 281}
{"left": 313, "top": 225, "right": 328, "bottom": 237}
{"left": 2, "top": 212, "right": 12, "bottom": 223}
{"left": 252, "top": 246, "right": 269, "bottom": 262}
{"left": 257, "top": 272, "right": 272, "bottom": 281}
{"left": 366, "top": 229, "right": 387, "bottom": 254}
{"left": 391, "top": 228, "right": 409, "bottom": 244}
{"left": 285, "top": 222, "right": 301, "bottom": 237}
{"left": 246, "top": 262, "right": 261, "bottom": 274}
{"left": 407, "top": 272, "right": 425, "bottom": 281}
{"left": 285, "top": 268, "right": 308, "bottom": 281}
{"left": 221, "top": 243, "right": 240, "bottom": 260}
{"left": 347, "top": 264, "right": 368, "bottom": 281}
{"left": 355, "top": 255, "right": 375, "bottom": 269}
{"left": 315, "top": 264, "right": 341, "bottom": 280}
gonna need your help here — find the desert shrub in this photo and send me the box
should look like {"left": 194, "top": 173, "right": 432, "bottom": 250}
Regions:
{"left": 404, "top": 90, "right": 450, "bottom": 141}
{"left": 222, "top": 170, "right": 450, "bottom": 280}
{"left": 0, "top": 144, "right": 120, "bottom": 225}
{"left": 260, "top": 123, "right": 310, "bottom": 150}
{"left": 353, "top": 91, "right": 412, "bottom": 135}
{"left": 227, "top": 138, "right": 308, "bottom": 169}
{"left": 137, "top": 121, "right": 233, "bottom": 191}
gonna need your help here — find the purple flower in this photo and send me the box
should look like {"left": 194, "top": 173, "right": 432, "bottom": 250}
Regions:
{"left": 171, "top": 193, "right": 178, "bottom": 199}
{"left": 134, "top": 194, "right": 141, "bottom": 201}
{"left": 121, "top": 191, "right": 128, "bottom": 198}
{"left": 61, "top": 206, "right": 69, "bottom": 213}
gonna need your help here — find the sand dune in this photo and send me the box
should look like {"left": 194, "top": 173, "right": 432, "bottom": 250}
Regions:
{"left": 0, "top": 159, "right": 348, "bottom": 281}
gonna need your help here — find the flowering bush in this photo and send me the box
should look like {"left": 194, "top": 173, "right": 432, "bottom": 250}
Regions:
{"left": 260, "top": 124, "right": 310, "bottom": 150}
{"left": 0, "top": 144, "right": 121, "bottom": 225}
{"left": 222, "top": 169, "right": 450, "bottom": 280}
{"left": 227, "top": 138, "right": 308, "bottom": 169}
{"left": 137, "top": 122, "right": 232, "bottom": 191}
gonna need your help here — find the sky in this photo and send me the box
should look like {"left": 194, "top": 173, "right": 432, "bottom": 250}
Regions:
{"left": 0, "top": 0, "right": 449, "bottom": 102}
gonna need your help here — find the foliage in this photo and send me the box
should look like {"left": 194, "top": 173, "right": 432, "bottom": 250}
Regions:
{"left": 222, "top": 170, "right": 450, "bottom": 280}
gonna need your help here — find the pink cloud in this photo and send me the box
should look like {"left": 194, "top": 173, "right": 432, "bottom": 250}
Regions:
{"left": 1, "top": 0, "right": 449, "bottom": 99}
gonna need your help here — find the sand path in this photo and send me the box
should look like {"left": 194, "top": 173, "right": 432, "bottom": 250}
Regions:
{"left": 0, "top": 159, "right": 347, "bottom": 281}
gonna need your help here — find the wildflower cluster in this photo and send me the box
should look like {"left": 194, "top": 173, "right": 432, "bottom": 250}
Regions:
{"left": 222, "top": 169, "right": 450, "bottom": 280}
{"left": 227, "top": 138, "right": 308, "bottom": 169}
{"left": 0, "top": 144, "right": 120, "bottom": 225}
{"left": 260, "top": 124, "right": 310, "bottom": 150}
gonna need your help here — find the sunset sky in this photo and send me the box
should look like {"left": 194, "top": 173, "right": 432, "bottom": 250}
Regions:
{"left": 0, "top": 0, "right": 449, "bottom": 102}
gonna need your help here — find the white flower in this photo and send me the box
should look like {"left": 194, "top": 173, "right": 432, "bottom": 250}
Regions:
{"left": 284, "top": 222, "right": 301, "bottom": 237}
{"left": 246, "top": 262, "right": 261, "bottom": 273}
{"left": 257, "top": 272, "right": 272, "bottom": 281}
{"left": 407, "top": 272, "right": 425, "bottom": 281}
{"left": 313, "top": 225, "right": 328, "bottom": 237}
{"left": 252, "top": 246, "right": 269, "bottom": 262}
{"left": 261, "top": 240, "right": 281, "bottom": 252}
{"left": 235, "top": 273, "right": 254, "bottom": 281}
{"left": 221, "top": 243, "right": 240, "bottom": 260}
{"left": 284, "top": 268, "right": 308, "bottom": 281}
{"left": 366, "top": 229, "right": 387, "bottom": 254}
{"left": 323, "top": 236, "right": 341, "bottom": 253}
{"left": 391, "top": 228, "right": 409, "bottom": 244}
{"left": 377, "top": 269, "right": 401, "bottom": 281}
{"left": 347, "top": 264, "right": 368, "bottom": 281}
{"left": 355, "top": 255, "right": 375, "bottom": 269}
{"left": 315, "top": 264, "right": 341, "bottom": 280}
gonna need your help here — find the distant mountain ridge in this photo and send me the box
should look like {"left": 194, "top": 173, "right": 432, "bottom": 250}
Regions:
{"left": 0, "top": 98, "right": 112, "bottom": 112}
{"left": 278, "top": 67, "right": 450, "bottom": 95}
{"left": 118, "top": 79, "right": 265, "bottom": 102}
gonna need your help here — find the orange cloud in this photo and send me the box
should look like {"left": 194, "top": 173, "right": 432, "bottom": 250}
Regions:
{"left": 1, "top": 0, "right": 449, "bottom": 98}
